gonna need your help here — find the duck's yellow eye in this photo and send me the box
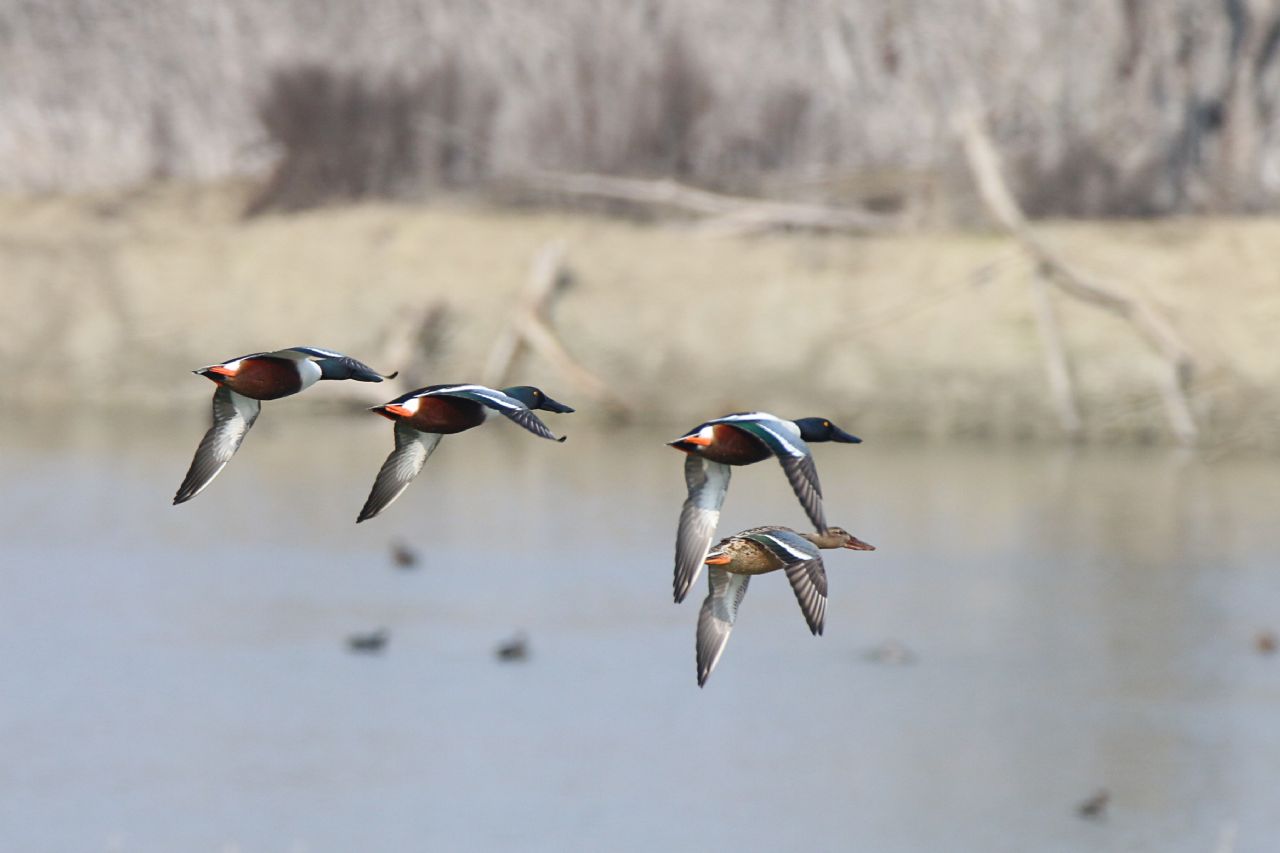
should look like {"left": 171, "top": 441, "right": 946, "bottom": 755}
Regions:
{"left": 824, "top": 421, "right": 830, "bottom": 427}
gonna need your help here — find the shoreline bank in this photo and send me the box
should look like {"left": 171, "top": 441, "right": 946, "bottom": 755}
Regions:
{"left": 2, "top": 183, "right": 1276, "bottom": 449}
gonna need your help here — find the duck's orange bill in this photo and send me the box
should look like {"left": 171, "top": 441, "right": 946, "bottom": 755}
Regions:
{"left": 704, "top": 554, "right": 732, "bottom": 565}
{"left": 843, "top": 538, "right": 876, "bottom": 551}
{"left": 680, "top": 435, "right": 712, "bottom": 446}
{"left": 382, "top": 404, "right": 414, "bottom": 418}
{"left": 207, "top": 365, "right": 236, "bottom": 376}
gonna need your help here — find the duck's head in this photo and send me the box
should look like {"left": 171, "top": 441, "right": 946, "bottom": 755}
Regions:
{"left": 812, "top": 526, "right": 876, "bottom": 551}
{"left": 369, "top": 395, "right": 420, "bottom": 421}
{"left": 794, "top": 417, "right": 861, "bottom": 444}
{"left": 503, "top": 386, "right": 575, "bottom": 413}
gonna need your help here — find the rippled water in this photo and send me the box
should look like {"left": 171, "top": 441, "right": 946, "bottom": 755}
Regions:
{"left": 2, "top": 412, "right": 1279, "bottom": 852}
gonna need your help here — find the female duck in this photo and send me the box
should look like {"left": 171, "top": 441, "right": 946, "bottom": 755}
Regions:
{"left": 696, "top": 525, "right": 874, "bottom": 687}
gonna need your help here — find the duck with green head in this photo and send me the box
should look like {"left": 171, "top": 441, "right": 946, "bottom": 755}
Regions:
{"left": 174, "top": 346, "right": 396, "bottom": 505}
{"left": 357, "top": 383, "right": 573, "bottom": 522}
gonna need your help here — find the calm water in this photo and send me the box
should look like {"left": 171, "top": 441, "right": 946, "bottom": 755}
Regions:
{"left": 2, "top": 412, "right": 1279, "bottom": 852}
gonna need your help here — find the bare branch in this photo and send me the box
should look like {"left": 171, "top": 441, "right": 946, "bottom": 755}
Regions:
{"left": 483, "top": 241, "right": 633, "bottom": 417}
{"left": 520, "top": 171, "right": 898, "bottom": 234}
{"left": 956, "top": 108, "right": 1198, "bottom": 444}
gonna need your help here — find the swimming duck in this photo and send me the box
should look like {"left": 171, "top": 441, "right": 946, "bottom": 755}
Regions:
{"left": 668, "top": 412, "right": 861, "bottom": 603}
{"left": 173, "top": 346, "right": 396, "bottom": 504}
{"left": 356, "top": 384, "right": 573, "bottom": 522}
{"left": 696, "top": 525, "right": 874, "bottom": 687}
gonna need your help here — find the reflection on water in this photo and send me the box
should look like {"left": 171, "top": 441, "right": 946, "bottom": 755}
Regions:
{"left": 2, "top": 413, "right": 1279, "bottom": 852}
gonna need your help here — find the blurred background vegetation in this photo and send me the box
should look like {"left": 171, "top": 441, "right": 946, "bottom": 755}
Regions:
{"left": 3, "top": 0, "right": 1280, "bottom": 447}
{"left": 7, "top": 0, "right": 1280, "bottom": 215}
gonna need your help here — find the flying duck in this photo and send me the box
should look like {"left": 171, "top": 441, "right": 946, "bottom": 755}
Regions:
{"left": 356, "top": 384, "right": 573, "bottom": 522}
{"left": 173, "top": 346, "right": 395, "bottom": 504}
{"left": 695, "top": 525, "right": 874, "bottom": 687}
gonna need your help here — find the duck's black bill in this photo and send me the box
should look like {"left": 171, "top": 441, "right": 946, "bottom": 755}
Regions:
{"left": 346, "top": 365, "right": 393, "bottom": 382}
{"left": 541, "top": 396, "right": 575, "bottom": 414}
{"left": 832, "top": 427, "right": 862, "bottom": 443}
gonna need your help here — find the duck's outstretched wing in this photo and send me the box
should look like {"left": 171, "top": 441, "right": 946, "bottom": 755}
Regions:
{"left": 427, "top": 385, "right": 564, "bottom": 441}
{"left": 696, "top": 568, "right": 750, "bottom": 687}
{"left": 713, "top": 415, "right": 826, "bottom": 531}
{"left": 173, "top": 386, "right": 261, "bottom": 505}
{"left": 281, "top": 346, "right": 397, "bottom": 382}
{"left": 744, "top": 528, "right": 827, "bottom": 635}
{"left": 356, "top": 423, "right": 443, "bottom": 522}
{"left": 777, "top": 453, "right": 826, "bottom": 532}
{"left": 674, "top": 455, "right": 731, "bottom": 603}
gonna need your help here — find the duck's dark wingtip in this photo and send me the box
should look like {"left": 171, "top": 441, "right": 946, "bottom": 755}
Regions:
{"left": 382, "top": 371, "right": 399, "bottom": 380}
{"left": 556, "top": 435, "right": 568, "bottom": 443}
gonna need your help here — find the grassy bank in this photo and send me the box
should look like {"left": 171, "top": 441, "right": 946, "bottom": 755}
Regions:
{"left": 2, "top": 182, "right": 1277, "bottom": 449}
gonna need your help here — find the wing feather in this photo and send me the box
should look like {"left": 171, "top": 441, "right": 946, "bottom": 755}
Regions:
{"left": 673, "top": 456, "right": 731, "bottom": 603}
{"left": 173, "top": 387, "right": 261, "bottom": 504}
{"left": 778, "top": 453, "right": 827, "bottom": 531}
{"left": 356, "top": 424, "right": 442, "bottom": 522}
{"left": 696, "top": 569, "right": 750, "bottom": 687}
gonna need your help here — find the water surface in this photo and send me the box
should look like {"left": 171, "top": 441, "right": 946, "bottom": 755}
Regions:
{"left": 2, "top": 414, "right": 1278, "bottom": 852}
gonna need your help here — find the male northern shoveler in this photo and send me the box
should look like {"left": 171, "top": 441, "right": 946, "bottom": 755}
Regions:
{"left": 356, "top": 384, "right": 573, "bottom": 523}
{"left": 667, "top": 412, "right": 861, "bottom": 603}
{"left": 173, "top": 346, "right": 396, "bottom": 505}
{"left": 695, "top": 525, "right": 874, "bottom": 687}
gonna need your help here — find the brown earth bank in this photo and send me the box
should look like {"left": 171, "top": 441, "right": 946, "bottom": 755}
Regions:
{"left": 1, "top": 182, "right": 1277, "bottom": 450}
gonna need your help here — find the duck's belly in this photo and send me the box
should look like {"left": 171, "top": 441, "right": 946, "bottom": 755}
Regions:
{"left": 404, "top": 397, "right": 487, "bottom": 434}
{"left": 700, "top": 424, "right": 773, "bottom": 466}
{"left": 724, "top": 560, "right": 781, "bottom": 576}
{"left": 225, "top": 358, "right": 303, "bottom": 400}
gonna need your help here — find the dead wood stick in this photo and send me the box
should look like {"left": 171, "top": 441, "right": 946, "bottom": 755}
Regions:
{"left": 483, "top": 241, "right": 632, "bottom": 417}
{"left": 521, "top": 171, "right": 896, "bottom": 234}
{"left": 482, "top": 241, "right": 567, "bottom": 386}
{"left": 1029, "top": 270, "right": 1082, "bottom": 437}
{"left": 956, "top": 110, "right": 1198, "bottom": 444}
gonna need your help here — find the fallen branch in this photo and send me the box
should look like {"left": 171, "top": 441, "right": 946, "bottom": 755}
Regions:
{"left": 956, "top": 109, "right": 1198, "bottom": 444}
{"left": 1029, "top": 270, "right": 1083, "bottom": 438}
{"left": 483, "top": 240, "right": 633, "bottom": 417}
{"left": 520, "top": 171, "right": 897, "bottom": 235}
